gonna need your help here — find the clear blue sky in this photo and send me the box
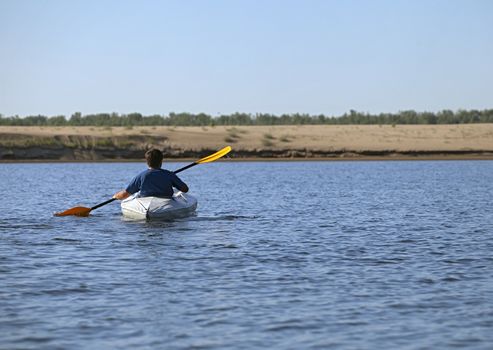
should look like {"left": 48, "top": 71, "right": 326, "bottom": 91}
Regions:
{"left": 1, "top": 0, "right": 492, "bottom": 117}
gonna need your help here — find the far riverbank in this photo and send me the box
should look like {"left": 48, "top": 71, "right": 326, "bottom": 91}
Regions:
{"left": 1, "top": 124, "right": 492, "bottom": 161}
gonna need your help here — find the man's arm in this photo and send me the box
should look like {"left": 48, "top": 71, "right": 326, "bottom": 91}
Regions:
{"left": 113, "top": 190, "right": 131, "bottom": 200}
{"left": 172, "top": 173, "right": 189, "bottom": 193}
{"left": 117, "top": 172, "right": 142, "bottom": 199}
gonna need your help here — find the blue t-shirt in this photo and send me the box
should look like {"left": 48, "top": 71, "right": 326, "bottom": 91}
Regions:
{"left": 126, "top": 168, "right": 187, "bottom": 198}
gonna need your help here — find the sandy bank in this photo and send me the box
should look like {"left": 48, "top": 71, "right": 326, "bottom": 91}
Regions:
{"left": 1, "top": 124, "right": 492, "bottom": 161}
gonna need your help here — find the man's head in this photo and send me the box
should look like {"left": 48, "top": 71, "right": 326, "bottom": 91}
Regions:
{"left": 145, "top": 148, "right": 164, "bottom": 169}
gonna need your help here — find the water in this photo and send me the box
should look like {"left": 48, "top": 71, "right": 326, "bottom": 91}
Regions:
{"left": 1, "top": 161, "right": 493, "bottom": 349}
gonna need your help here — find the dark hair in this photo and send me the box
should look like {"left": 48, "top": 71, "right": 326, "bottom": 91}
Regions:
{"left": 145, "top": 149, "right": 163, "bottom": 169}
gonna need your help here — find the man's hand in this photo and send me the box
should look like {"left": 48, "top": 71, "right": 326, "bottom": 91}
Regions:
{"left": 113, "top": 190, "right": 131, "bottom": 200}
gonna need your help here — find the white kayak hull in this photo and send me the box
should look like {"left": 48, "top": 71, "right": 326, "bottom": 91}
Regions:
{"left": 121, "top": 192, "right": 197, "bottom": 220}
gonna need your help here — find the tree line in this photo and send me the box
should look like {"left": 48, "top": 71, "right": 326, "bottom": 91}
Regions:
{"left": 1, "top": 109, "right": 492, "bottom": 126}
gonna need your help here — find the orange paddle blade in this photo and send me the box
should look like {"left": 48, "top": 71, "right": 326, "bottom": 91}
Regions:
{"left": 54, "top": 206, "right": 92, "bottom": 217}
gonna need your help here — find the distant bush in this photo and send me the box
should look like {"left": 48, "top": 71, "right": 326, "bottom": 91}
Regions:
{"left": 224, "top": 136, "right": 237, "bottom": 143}
{"left": 225, "top": 127, "right": 242, "bottom": 143}
{"left": 228, "top": 131, "right": 238, "bottom": 138}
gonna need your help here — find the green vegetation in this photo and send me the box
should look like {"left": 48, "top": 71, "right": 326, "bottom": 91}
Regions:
{"left": 0, "top": 134, "right": 167, "bottom": 150}
{"left": 93, "top": 138, "right": 115, "bottom": 147}
{"left": 1, "top": 109, "right": 493, "bottom": 126}
{"left": 227, "top": 131, "right": 239, "bottom": 139}
{"left": 224, "top": 136, "right": 237, "bottom": 143}
{"left": 262, "top": 138, "right": 274, "bottom": 147}
{"left": 279, "top": 135, "right": 293, "bottom": 142}
{"left": 224, "top": 127, "right": 242, "bottom": 143}
{"left": 226, "top": 127, "right": 247, "bottom": 133}
{"left": 0, "top": 136, "right": 59, "bottom": 148}
{"left": 261, "top": 133, "right": 276, "bottom": 147}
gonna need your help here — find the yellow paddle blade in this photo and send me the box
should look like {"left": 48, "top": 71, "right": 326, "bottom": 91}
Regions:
{"left": 54, "top": 206, "right": 92, "bottom": 217}
{"left": 196, "top": 146, "right": 232, "bottom": 164}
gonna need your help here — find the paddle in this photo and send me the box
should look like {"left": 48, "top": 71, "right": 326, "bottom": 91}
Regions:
{"left": 54, "top": 146, "right": 232, "bottom": 217}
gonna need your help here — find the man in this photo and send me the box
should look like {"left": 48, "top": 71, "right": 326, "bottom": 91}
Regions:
{"left": 113, "top": 148, "right": 189, "bottom": 200}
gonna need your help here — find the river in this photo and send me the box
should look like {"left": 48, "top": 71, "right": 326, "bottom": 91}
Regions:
{"left": 1, "top": 160, "right": 492, "bottom": 349}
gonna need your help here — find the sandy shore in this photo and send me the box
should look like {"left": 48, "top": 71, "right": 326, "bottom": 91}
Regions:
{"left": 1, "top": 124, "right": 493, "bottom": 161}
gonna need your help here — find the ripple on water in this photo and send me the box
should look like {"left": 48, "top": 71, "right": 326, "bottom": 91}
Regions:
{"left": 1, "top": 161, "right": 493, "bottom": 349}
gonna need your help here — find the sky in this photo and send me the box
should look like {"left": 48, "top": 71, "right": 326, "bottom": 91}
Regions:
{"left": 0, "top": 0, "right": 492, "bottom": 117}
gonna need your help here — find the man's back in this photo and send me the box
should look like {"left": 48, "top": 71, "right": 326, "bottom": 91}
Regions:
{"left": 126, "top": 169, "right": 187, "bottom": 198}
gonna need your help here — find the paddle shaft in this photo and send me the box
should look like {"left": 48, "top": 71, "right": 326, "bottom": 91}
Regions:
{"left": 173, "top": 162, "right": 197, "bottom": 174}
{"left": 91, "top": 198, "right": 117, "bottom": 211}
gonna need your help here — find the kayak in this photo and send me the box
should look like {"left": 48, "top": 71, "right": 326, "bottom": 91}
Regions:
{"left": 121, "top": 191, "right": 197, "bottom": 220}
